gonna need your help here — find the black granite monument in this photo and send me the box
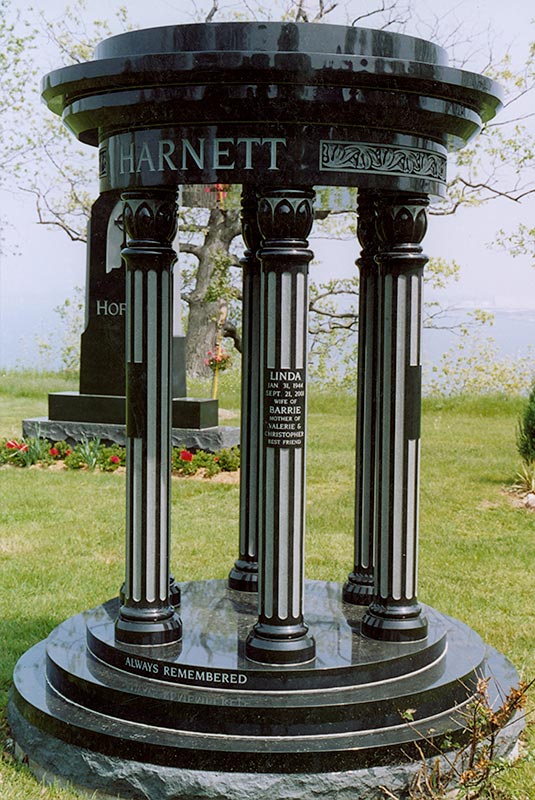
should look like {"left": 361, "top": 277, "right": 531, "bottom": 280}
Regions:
{"left": 9, "top": 21, "right": 520, "bottom": 800}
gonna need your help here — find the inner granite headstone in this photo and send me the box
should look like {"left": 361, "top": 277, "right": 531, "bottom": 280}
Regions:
{"left": 48, "top": 190, "right": 189, "bottom": 424}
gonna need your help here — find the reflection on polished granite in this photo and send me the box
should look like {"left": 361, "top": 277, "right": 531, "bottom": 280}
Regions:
{"left": 86, "top": 579, "right": 449, "bottom": 690}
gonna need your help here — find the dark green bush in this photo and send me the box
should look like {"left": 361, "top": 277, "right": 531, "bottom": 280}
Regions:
{"left": 215, "top": 446, "right": 240, "bottom": 472}
{"left": 517, "top": 383, "right": 535, "bottom": 465}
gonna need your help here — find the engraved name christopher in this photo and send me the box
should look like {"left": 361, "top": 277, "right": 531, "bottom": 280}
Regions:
{"left": 116, "top": 137, "right": 287, "bottom": 175}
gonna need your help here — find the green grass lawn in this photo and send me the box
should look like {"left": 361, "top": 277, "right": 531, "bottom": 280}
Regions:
{"left": 1, "top": 371, "right": 534, "bottom": 798}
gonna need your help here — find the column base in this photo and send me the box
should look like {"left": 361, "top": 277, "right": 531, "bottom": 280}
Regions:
{"left": 115, "top": 606, "right": 182, "bottom": 646}
{"left": 169, "top": 576, "right": 181, "bottom": 607}
{"left": 228, "top": 559, "right": 258, "bottom": 592}
{"left": 361, "top": 602, "right": 428, "bottom": 643}
{"left": 342, "top": 570, "right": 375, "bottom": 606}
{"left": 245, "top": 622, "right": 315, "bottom": 665}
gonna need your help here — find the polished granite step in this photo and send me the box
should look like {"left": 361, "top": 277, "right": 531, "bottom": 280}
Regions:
{"left": 10, "top": 580, "right": 518, "bottom": 773}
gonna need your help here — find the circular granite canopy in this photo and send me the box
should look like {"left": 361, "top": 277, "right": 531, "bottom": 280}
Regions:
{"left": 41, "top": 22, "right": 502, "bottom": 197}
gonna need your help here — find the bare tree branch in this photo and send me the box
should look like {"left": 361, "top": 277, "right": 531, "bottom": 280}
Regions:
{"left": 312, "top": 0, "right": 338, "bottom": 22}
{"left": 205, "top": 0, "right": 219, "bottom": 23}
{"left": 179, "top": 242, "right": 203, "bottom": 258}
{"left": 352, "top": 0, "right": 411, "bottom": 30}
{"left": 21, "top": 187, "right": 87, "bottom": 242}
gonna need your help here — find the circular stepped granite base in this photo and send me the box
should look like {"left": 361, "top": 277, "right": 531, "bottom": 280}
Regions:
{"left": 9, "top": 580, "right": 522, "bottom": 798}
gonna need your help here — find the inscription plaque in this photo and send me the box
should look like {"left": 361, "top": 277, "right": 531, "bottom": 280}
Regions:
{"left": 264, "top": 369, "right": 305, "bottom": 449}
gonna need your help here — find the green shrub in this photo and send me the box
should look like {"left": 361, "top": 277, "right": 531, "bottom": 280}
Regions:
{"left": 513, "top": 461, "right": 535, "bottom": 494}
{"left": 171, "top": 447, "right": 222, "bottom": 478}
{"left": 517, "top": 382, "right": 535, "bottom": 465}
{"left": 215, "top": 446, "right": 240, "bottom": 472}
{"left": 64, "top": 450, "right": 88, "bottom": 470}
{"left": 63, "top": 436, "right": 101, "bottom": 470}
{"left": 97, "top": 444, "right": 126, "bottom": 472}
{"left": 193, "top": 450, "right": 221, "bottom": 478}
{"left": 49, "top": 440, "right": 73, "bottom": 460}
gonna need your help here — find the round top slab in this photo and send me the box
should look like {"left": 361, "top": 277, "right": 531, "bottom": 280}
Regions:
{"left": 42, "top": 21, "right": 502, "bottom": 196}
{"left": 95, "top": 21, "right": 449, "bottom": 64}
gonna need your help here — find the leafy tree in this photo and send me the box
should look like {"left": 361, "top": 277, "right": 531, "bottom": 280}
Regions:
{"left": 0, "top": 0, "right": 37, "bottom": 250}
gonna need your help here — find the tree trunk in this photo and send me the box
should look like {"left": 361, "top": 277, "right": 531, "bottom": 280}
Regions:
{"left": 183, "top": 207, "right": 241, "bottom": 377}
{"left": 185, "top": 295, "right": 222, "bottom": 378}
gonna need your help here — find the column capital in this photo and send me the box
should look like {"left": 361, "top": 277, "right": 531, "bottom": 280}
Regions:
{"left": 122, "top": 189, "right": 178, "bottom": 249}
{"left": 257, "top": 187, "right": 315, "bottom": 246}
{"left": 374, "top": 193, "right": 429, "bottom": 253}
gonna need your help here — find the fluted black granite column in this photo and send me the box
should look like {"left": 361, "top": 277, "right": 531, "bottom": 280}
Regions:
{"left": 115, "top": 189, "right": 182, "bottom": 646}
{"left": 361, "top": 193, "right": 429, "bottom": 643}
{"left": 245, "top": 187, "right": 316, "bottom": 665}
{"left": 343, "top": 190, "right": 379, "bottom": 606}
{"left": 228, "top": 187, "right": 262, "bottom": 592}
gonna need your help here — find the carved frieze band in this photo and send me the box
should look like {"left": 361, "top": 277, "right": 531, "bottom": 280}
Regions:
{"left": 320, "top": 142, "right": 447, "bottom": 183}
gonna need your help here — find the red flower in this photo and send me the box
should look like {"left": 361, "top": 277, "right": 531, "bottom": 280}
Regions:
{"left": 65, "top": 449, "right": 72, "bottom": 456}
{"left": 180, "top": 449, "right": 193, "bottom": 462}
{"left": 6, "top": 440, "right": 28, "bottom": 451}
{"left": 49, "top": 447, "right": 60, "bottom": 457}
{"left": 110, "top": 455, "right": 121, "bottom": 464}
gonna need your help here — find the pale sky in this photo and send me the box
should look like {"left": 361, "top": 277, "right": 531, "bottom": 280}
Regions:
{"left": 0, "top": 0, "right": 534, "bottom": 368}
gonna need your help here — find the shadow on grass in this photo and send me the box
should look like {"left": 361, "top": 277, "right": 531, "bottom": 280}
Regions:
{"left": 0, "top": 608, "right": 103, "bottom": 704}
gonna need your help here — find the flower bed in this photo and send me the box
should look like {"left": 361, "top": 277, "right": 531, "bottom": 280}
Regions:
{"left": 0, "top": 436, "right": 240, "bottom": 477}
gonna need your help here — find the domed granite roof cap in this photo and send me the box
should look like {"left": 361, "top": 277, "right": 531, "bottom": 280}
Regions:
{"left": 41, "top": 20, "right": 502, "bottom": 146}
{"left": 40, "top": 21, "right": 502, "bottom": 199}
{"left": 94, "top": 21, "right": 450, "bottom": 64}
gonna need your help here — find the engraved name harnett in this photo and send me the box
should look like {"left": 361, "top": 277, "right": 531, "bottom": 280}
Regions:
{"left": 320, "top": 141, "right": 447, "bottom": 181}
{"left": 109, "top": 136, "right": 288, "bottom": 175}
